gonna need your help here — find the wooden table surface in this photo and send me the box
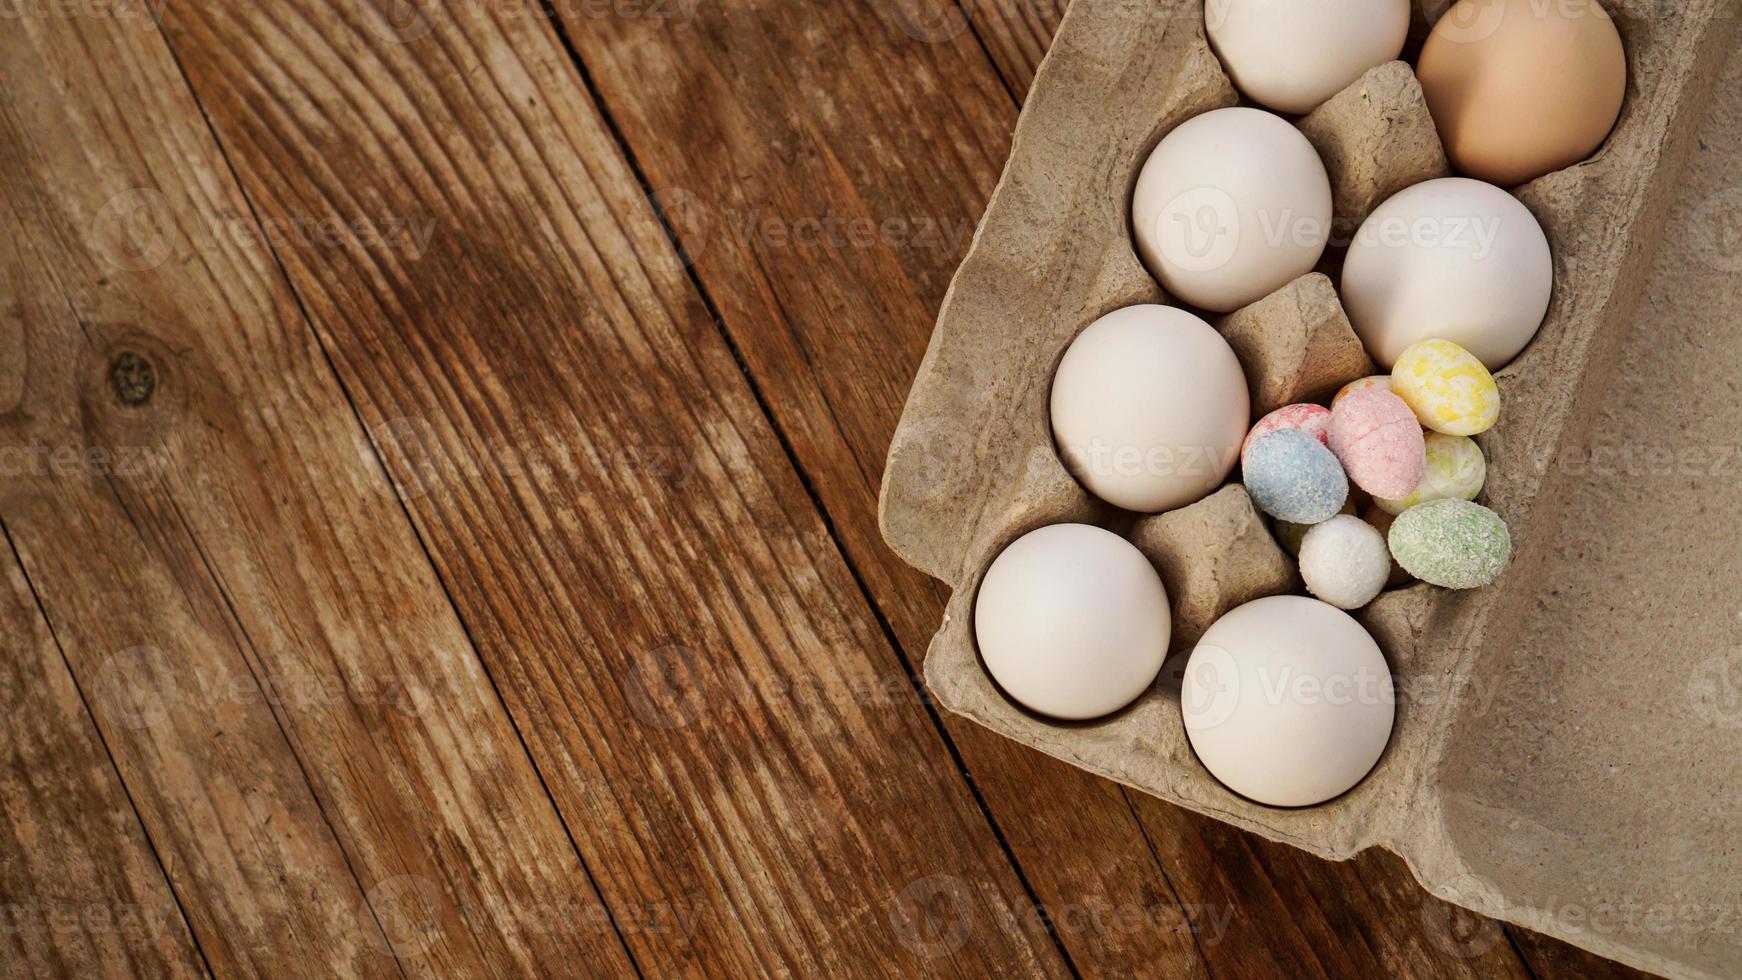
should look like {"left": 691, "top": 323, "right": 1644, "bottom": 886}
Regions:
{"left": 0, "top": 1, "right": 1659, "bottom": 976}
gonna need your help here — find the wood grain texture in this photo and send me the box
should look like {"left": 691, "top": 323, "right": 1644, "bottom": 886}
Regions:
{"left": 0, "top": 10, "right": 637, "bottom": 977}
{"left": 962, "top": 0, "right": 1069, "bottom": 100}
{"left": 1129, "top": 797, "right": 1534, "bottom": 980}
{"left": 0, "top": 0, "right": 1669, "bottom": 975}
{"left": 551, "top": 1, "right": 1631, "bottom": 978}
{"left": 148, "top": 0, "right": 1064, "bottom": 976}
{"left": 0, "top": 544, "right": 205, "bottom": 978}
{"left": 552, "top": 1, "right": 1223, "bottom": 974}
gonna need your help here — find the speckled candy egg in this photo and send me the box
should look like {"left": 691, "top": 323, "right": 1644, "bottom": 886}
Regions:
{"left": 1391, "top": 339, "right": 1501, "bottom": 436}
{"left": 1387, "top": 499, "right": 1511, "bottom": 589}
{"left": 1242, "top": 403, "right": 1332, "bottom": 461}
{"left": 1375, "top": 432, "right": 1487, "bottom": 515}
{"left": 1243, "top": 429, "right": 1348, "bottom": 524}
{"left": 1333, "top": 374, "right": 1392, "bottom": 407}
{"left": 1299, "top": 515, "right": 1391, "bottom": 609}
{"left": 1328, "top": 387, "right": 1425, "bottom": 500}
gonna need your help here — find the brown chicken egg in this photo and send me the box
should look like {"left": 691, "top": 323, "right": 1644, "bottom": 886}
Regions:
{"left": 1417, "top": 0, "right": 1627, "bottom": 186}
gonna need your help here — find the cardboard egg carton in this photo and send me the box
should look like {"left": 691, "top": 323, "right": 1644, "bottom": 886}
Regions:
{"left": 878, "top": 1, "right": 1741, "bottom": 977}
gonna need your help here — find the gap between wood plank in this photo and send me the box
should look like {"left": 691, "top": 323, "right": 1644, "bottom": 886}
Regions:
{"left": 137, "top": 8, "right": 650, "bottom": 976}
{"left": 14, "top": 212, "right": 409, "bottom": 977}
{"left": 139, "top": 0, "right": 1068, "bottom": 973}
{"left": 0, "top": 520, "right": 216, "bottom": 980}
{"left": 539, "top": 0, "right": 1548, "bottom": 975}
{"left": 527, "top": 5, "right": 1085, "bottom": 977}
{"left": 3, "top": 5, "right": 655, "bottom": 972}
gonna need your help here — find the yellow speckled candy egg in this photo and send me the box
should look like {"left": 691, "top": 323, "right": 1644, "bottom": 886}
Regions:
{"left": 1390, "top": 339, "right": 1499, "bottom": 436}
{"left": 1374, "top": 432, "right": 1486, "bottom": 515}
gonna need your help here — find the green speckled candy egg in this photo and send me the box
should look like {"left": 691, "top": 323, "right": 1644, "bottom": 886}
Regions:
{"left": 1387, "top": 499, "right": 1511, "bottom": 589}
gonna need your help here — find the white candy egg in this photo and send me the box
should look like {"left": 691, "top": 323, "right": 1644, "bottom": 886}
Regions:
{"left": 1051, "top": 305, "right": 1249, "bottom": 513}
{"left": 1299, "top": 515, "right": 1391, "bottom": 610}
{"left": 975, "top": 524, "right": 1170, "bottom": 720}
{"left": 1181, "top": 595, "right": 1394, "bottom": 806}
{"left": 1342, "top": 177, "right": 1553, "bottom": 370}
{"left": 1206, "top": 0, "right": 1411, "bottom": 114}
{"left": 1132, "top": 107, "right": 1332, "bottom": 313}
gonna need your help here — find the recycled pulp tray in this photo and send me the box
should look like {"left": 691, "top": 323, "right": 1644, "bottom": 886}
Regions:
{"left": 878, "top": 1, "right": 1741, "bottom": 977}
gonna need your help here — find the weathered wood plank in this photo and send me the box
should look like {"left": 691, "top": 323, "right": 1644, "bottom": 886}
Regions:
{"left": 0, "top": 11, "right": 638, "bottom": 976}
{"left": 1130, "top": 797, "right": 1537, "bottom": 980}
{"left": 150, "top": 1, "right": 1065, "bottom": 976}
{"left": 1508, "top": 929, "right": 1655, "bottom": 980}
{"left": 964, "top": 0, "right": 1069, "bottom": 100}
{"left": 0, "top": 542, "right": 206, "bottom": 978}
{"left": 550, "top": 1, "right": 1222, "bottom": 973}
{"left": 553, "top": 0, "right": 1556, "bottom": 977}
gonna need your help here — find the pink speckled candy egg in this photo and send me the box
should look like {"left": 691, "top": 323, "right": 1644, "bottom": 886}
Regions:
{"left": 1328, "top": 387, "right": 1425, "bottom": 499}
{"left": 1241, "top": 403, "right": 1331, "bottom": 462}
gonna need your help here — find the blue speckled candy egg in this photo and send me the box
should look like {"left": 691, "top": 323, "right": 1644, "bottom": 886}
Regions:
{"left": 1243, "top": 429, "right": 1348, "bottom": 524}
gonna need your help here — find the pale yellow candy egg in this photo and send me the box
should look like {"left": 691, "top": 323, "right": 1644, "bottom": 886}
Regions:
{"left": 1374, "top": 432, "right": 1487, "bottom": 515}
{"left": 1390, "top": 339, "right": 1500, "bottom": 436}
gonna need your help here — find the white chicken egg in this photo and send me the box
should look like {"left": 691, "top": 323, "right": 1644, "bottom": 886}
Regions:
{"left": 1131, "top": 107, "right": 1331, "bottom": 313}
{"left": 1050, "top": 304, "right": 1249, "bottom": 513}
{"left": 1341, "top": 177, "right": 1553, "bottom": 370}
{"left": 974, "top": 524, "right": 1170, "bottom": 721}
{"left": 1206, "top": 0, "right": 1411, "bottom": 114}
{"left": 1181, "top": 595, "right": 1394, "bottom": 806}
